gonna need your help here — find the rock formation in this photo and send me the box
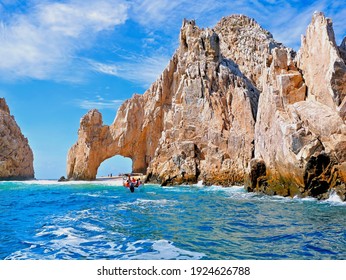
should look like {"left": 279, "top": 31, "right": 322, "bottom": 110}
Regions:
{"left": 67, "top": 18, "right": 259, "bottom": 184}
{"left": 67, "top": 12, "right": 346, "bottom": 200}
{"left": 297, "top": 12, "right": 346, "bottom": 113}
{"left": 0, "top": 98, "right": 34, "bottom": 180}
{"left": 250, "top": 12, "right": 346, "bottom": 200}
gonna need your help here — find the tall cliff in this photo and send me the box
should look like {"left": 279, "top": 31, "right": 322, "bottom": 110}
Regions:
{"left": 67, "top": 13, "right": 346, "bottom": 200}
{"left": 250, "top": 12, "right": 346, "bottom": 200}
{"left": 67, "top": 18, "right": 259, "bottom": 184}
{"left": 0, "top": 98, "right": 34, "bottom": 180}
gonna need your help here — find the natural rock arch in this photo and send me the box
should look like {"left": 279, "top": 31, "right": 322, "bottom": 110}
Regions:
{"left": 67, "top": 102, "right": 160, "bottom": 180}
{"left": 96, "top": 155, "right": 132, "bottom": 177}
{"left": 67, "top": 18, "right": 260, "bottom": 183}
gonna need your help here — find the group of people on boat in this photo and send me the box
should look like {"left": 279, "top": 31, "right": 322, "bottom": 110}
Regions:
{"left": 123, "top": 176, "right": 143, "bottom": 192}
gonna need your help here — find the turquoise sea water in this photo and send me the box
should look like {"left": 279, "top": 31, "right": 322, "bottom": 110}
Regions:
{"left": 0, "top": 180, "right": 345, "bottom": 260}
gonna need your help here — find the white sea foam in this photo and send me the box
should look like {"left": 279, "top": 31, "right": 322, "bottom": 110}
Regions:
{"left": 136, "top": 199, "right": 176, "bottom": 205}
{"left": 80, "top": 222, "right": 103, "bottom": 232}
{"left": 117, "top": 198, "right": 177, "bottom": 210}
{"left": 323, "top": 190, "right": 346, "bottom": 206}
{"left": 196, "top": 180, "right": 204, "bottom": 187}
{"left": 123, "top": 239, "right": 205, "bottom": 260}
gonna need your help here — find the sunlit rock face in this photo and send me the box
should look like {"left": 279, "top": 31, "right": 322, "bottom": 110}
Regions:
{"left": 250, "top": 12, "right": 346, "bottom": 200}
{"left": 0, "top": 98, "right": 34, "bottom": 180}
{"left": 67, "top": 18, "right": 259, "bottom": 184}
{"left": 67, "top": 13, "right": 346, "bottom": 200}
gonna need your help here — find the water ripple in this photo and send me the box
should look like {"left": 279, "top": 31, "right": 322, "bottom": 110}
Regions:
{"left": 1, "top": 183, "right": 345, "bottom": 259}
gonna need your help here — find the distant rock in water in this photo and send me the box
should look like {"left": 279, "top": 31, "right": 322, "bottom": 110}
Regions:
{"left": 67, "top": 13, "right": 346, "bottom": 201}
{"left": 58, "top": 176, "right": 67, "bottom": 182}
{"left": 0, "top": 98, "right": 34, "bottom": 180}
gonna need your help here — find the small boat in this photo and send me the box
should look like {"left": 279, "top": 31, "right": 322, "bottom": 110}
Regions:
{"left": 122, "top": 174, "right": 144, "bottom": 192}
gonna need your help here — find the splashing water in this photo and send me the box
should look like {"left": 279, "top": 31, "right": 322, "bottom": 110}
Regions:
{"left": 0, "top": 181, "right": 345, "bottom": 260}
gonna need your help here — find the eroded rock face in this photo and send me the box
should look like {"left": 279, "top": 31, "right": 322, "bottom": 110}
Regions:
{"left": 67, "top": 18, "right": 259, "bottom": 184}
{"left": 250, "top": 12, "right": 346, "bottom": 200}
{"left": 67, "top": 13, "right": 346, "bottom": 200}
{"left": 214, "top": 15, "right": 281, "bottom": 90}
{"left": 297, "top": 12, "right": 346, "bottom": 113}
{"left": 0, "top": 98, "right": 34, "bottom": 180}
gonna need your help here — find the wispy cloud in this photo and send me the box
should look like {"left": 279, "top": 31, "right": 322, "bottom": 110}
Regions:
{"left": 90, "top": 62, "right": 118, "bottom": 76}
{"left": 130, "top": 0, "right": 346, "bottom": 49}
{"left": 0, "top": 0, "right": 344, "bottom": 83}
{"left": 89, "top": 54, "right": 171, "bottom": 88}
{"left": 75, "top": 97, "right": 124, "bottom": 110}
{"left": 0, "top": 0, "right": 128, "bottom": 81}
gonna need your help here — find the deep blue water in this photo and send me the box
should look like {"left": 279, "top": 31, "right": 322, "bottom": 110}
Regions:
{"left": 0, "top": 180, "right": 345, "bottom": 260}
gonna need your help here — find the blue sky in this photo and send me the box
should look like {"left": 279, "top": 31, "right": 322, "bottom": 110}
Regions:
{"left": 0, "top": 0, "right": 345, "bottom": 179}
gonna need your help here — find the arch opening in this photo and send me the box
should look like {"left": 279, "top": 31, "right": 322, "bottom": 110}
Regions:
{"left": 96, "top": 155, "right": 132, "bottom": 178}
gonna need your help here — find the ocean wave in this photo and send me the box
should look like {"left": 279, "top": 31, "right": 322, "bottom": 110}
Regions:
{"left": 322, "top": 191, "right": 346, "bottom": 206}
{"left": 121, "top": 239, "right": 205, "bottom": 260}
{"left": 117, "top": 198, "right": 178, "bottom": 211}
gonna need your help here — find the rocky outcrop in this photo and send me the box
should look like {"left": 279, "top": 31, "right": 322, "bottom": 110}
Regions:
{"left": 0, "top": 98, "right": 34, "bottom": 180}
{"left": 250, "top": 12, "right": 346, "bottom": 200}
{"left": 339, "top": 37, "right": 346, "bottom": 63}
{"left": 67, "top": 13, "right": 346, "bottom": 200}
{"left": 67, "top": 18, "right": 259, "bottom": 184}
{"left": 297, "top": 12, "right": 346, "bottom": 113}
{"left": 214, "top": 15, "right": 281, "bottom": 90}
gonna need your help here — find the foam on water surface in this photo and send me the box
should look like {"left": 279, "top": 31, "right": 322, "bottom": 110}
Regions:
{"left": 1, "top": 181, "right": 346, "bottom": 260}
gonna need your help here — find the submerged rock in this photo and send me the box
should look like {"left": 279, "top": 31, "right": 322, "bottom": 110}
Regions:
{"left": 0, "top": 98, "right": 34, "bottom": 180}
{"left": 58, "top": 176, "right": 67, "bottom": 182}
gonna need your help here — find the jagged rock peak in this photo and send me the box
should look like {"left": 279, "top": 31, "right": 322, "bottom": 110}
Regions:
{"left": 179, "top": 18, "right": 220, "bottom": 63}
{"left": 297, "top": 11, "right": 346, "bottom": 112}
{"left": 67, "top": 15, "right": 259, "bottom": 184}
{"left": 0, "top": 98, "right": 10, "bottom": 114}
{"left": 0, "top": 98, "right": 34, "bottom": 180}
{"left": 251, "top": 11, "right": 346, "bottom": 200}
{"left": 216, "top": 14, "right": 272, "bottom": 36}
{"left": 214, "top": 14, "right": 282, "bottom": 88}
{"left": 339, "top": 37, "right": 346, "bottom": 62}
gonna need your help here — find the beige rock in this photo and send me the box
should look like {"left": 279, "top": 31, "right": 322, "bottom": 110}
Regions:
{"left": 252, "top": 12, "right": 346, "bottom": 200}
{"left": 297, "top": 12, "right": 346, "bottom": 114}
{"left": 67, "top": 18, "right": 259, "bottom": 184}
{"left": 67, "top": 13, "right": 346, "bottom": 200}
{"left": 339, "top": 37, "right": 346, "bottom": 62}
{"left": 214, "top": 15, "right": 281, "bottom": 90}
{"left": 0, "top": 98, "right": 34, "bottom": 180}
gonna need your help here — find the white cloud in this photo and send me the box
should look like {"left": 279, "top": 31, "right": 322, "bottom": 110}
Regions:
{"left": 90, "top": 61, "right": 119, "bottom": 76}
{"left": 37, "top": 1, "right": 127, "bottom": 37}
{"left": 0, "top": 0, "right": 128, "bottom": 81}
{"left": 131, "top": 0, "right": 182, "bottom": 27}
{"left": 76, "top": 97, "right": 124, "bottom": 110}
{"left": 130, "top": 0, "right": 345, "bottom": 50}
{"left": 1, "top": 0, "right": 344, "bottom": 83}
{"left": 90, "top": 55, "right": 171, "bottom": 88}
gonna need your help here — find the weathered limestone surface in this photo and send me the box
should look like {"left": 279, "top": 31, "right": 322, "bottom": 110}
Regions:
{"left": 297, "top": 12, "right": 346, "bottom": 114}
{"left": 214, "top": 15, "right": 281, "bottom": 90}
{"left": 250, "top": 12, "right": 346, "bottom": 200}
{"left": 0, "top": 98, "right": 34, "bottom": 180}
{"left": 67, "top": 13, "right": 346, "bottom": 200}
{"left": 67, "top": 19, "right": 259, "bottom": 184}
